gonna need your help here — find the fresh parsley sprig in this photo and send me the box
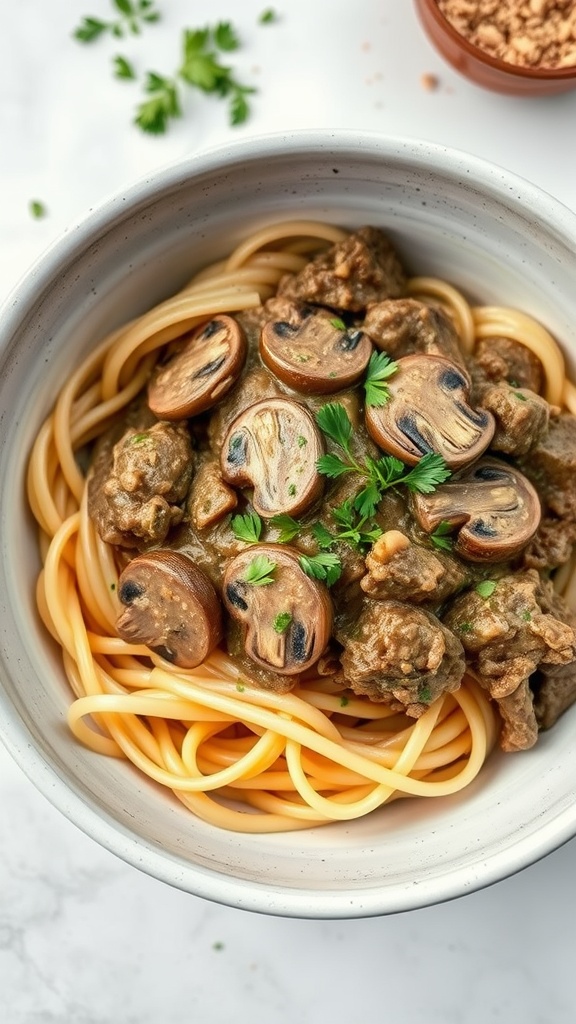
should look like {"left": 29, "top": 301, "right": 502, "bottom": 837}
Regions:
{"left": 74, "top": 0, "right": 161, "bottom": 42}
{"left": 231, "top": 511, "right": 263, "bottom": 545}
{"left": 268, "top": 514, "right": 301, "bottom": 543}
{"left": 245, "top": 555, "right": 277, "bottom": 586}
{"left": 429, "top": 520, "right": 454, "bottom": 552}
{"left": 363, "top": 350, "right": 399, "bottom": 408}
{"left": 134, "top": 71, "right": 181, "bottom": 134}
{"left": 132, "top": 23, "right": 255, "bottom": 134}
{"left": 113, "top": 54, "right": 137, "bottom": 80}
{"left": 315, "top": 402, "right": 451, "bottom": 519}
{"left": 299, "top": 552, "right": 342, "bottom": 587}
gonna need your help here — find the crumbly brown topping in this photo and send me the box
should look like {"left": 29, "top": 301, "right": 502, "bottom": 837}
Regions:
{"left": 437, "top": 0, "right": 576, "bottom": 69}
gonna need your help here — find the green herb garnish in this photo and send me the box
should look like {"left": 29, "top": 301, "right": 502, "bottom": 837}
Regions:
{"left": 113, "top": 54, "right": 137, "bottom": 79}
{"left": 135, "top": 71, "right": 181, "bottom": 133}
{"left": 329, "top": 317, "right": 346, "bottom": 331}
{"left": 259, "top": 8, "right": 278, "bottom": 23}
{"left": 132, "top": 23, "right": 255, "bottom": 134}
{"left": 475, "top": 580, "right": 497, "bottom": 599}
{"left": 315, "top": 402, "right": 450, "bottom": 520}
{"left": 299, "top": 552, "right": 342, "bottom": 587}
{"left": 521, "top": 610, "right": 532, "bottom": 622}
{"left": 288, "top": 483, "right": 297, "bottom": 497}
{"left": 513, "top": 391, "right": 527, "bottom": 402}
{"left": 268, "top": 514, "right": 301, "bottom": 543}
{"left": 418, "top": 684, "right": 433, "bottom": 704}
{"left": 73, "top": 0, "right": 161, "bottom": 43}
{"left": 340, "top": 695, "right": 349, "bottom": 707}
{"left": 29, "top": 200, "right": 47, "bottom": 219}
{"left": 458, "top": 621, "right": 473, "bottom": 634}
{"left": 130, "top": 432, "right": 150, "bottom": 444}
{"left": 245, "top": 554, "right": 277, "bottom": 586}
{"left": 429, "top": 520, "right": 454, "bottom": 552}
{"left": 273, "top": 612, "right": 292, "bottom": 634}
{"left": 231, "top": 511, "right": 262, "bottom": 545}
{"left": 297, "top": 435, "right": 308, "bottom": 448}
{"left": 363, "top": 350, "right": 399, "bottom": 408}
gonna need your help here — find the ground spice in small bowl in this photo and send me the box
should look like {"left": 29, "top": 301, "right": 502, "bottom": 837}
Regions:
{"left": 437, "top": 0, "right": 576, "bottom": 69}
{"left": 414, "top": 0, "right": 576, "bottom": 93}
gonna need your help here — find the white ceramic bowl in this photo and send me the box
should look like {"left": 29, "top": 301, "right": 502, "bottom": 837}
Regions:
{"left": 1, "top": 132, "right": 576, "bottom": 919}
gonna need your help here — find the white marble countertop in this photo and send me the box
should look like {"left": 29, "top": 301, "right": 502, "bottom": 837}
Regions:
{"left": 1, "top": 2, "right": 576, "bottom": 1021}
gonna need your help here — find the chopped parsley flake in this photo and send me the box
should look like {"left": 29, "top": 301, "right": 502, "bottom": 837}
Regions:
{"left": 475, "top": 580, "right": 497, "bottom": 599}
{"left": 273, "top": 612, "right": 292, "bottom": 634}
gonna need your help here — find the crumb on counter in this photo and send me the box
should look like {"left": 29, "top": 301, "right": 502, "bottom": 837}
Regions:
{"left": 421, "top": 72, "right": 440, "bottom": 89}
{"left": 437, "top": 0, "right": 576, "bottom": 69}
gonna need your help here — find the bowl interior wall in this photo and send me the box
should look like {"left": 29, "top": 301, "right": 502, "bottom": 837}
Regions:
{"left": 1, "top": 137, "right": 575, "bottom": 916}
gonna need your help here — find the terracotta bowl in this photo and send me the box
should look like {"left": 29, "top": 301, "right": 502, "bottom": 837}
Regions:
{"left": 1, "top": 132, "right": 576, "bottom": 918}
{"left": 414, "top": 0, "right": 576, "bottom": 96}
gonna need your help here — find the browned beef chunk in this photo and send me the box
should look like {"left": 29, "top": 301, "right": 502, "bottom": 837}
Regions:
{"left": 521, "top": 515, "right": 576, "bottom": 571}
{"left": 361, "top": 530, "right": 469, "bottom": 605}
{"left": 277, "top": 227, "right": 406, "bottom": 313}
{"left": 531, "top": 579, "right": 576, "bottom": 730}
{"left": 496, "top": 685, "right": 539, "bottom": 752}
{"left": 475, "top": 382, "right": 550, "bottom": 456}
{"left": 186, "top": 454, "right": 238, "bottom": 530}
{"left": 519, "top": 412, "right": 576, "bottom": 521}
{"left": 362, "top": 299, "right": 465, "bottom": 366}
{"left": 443, "top": 570, "right": 576, "bottom": 750}
{"left": 532, "top": 662, "right": 576, "bottom": 731}
{"left": 88, "top": 420, "right": 193, "bottom": 547}
{"left": 472, "top": 336, "right": 544, "bottom": 394}
{"left": 337, "top": 599, "right": 465, "bottom": 716}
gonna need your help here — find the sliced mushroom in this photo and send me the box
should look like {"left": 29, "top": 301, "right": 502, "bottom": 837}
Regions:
{"left": 222, "top": 545, "right": 333, "bottom": 676}
{"left": 147, "top": 315, "right": 247, "bottom": 420}
{"left": 411, "top": 457, "right": 541, "bottom": 562}
{"left": 260, "top": 304, "right": 373, "bottom": 393}
{"left": 116, "top": 550, "right": 223, "bottom": 667}
{"left": 220, "top": 397, "right": 325, "bottom": 517}
{"left": 365, "top": 354, "right": 495, "bottom": 470}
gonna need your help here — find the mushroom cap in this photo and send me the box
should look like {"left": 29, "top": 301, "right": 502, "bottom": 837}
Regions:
{"left": 147, "top": 315, "right": 247, "bottom": 420}
{"left": 412, "top": 457, "right": 542, "bottom": 562}
{"left": 116, "top": 549, "right": 223, "bottom": 667}
{"left": 222, "top": 544, "right": 333, "bottom": 676}
{"left": 365, "top": 353, "right": 495, "bottom": 470}
{"left": 260, "top": 304, "right": 373, "bottom": 393}
{"left": 220, "top": 397, "right": 325, "bottom": 518}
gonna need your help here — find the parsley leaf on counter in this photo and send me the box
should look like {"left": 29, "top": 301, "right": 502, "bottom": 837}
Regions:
{"left": 29, "top": 200, "right": 47, "bottom": 219}
{"left": 135, "top": 71, "right": 181, "bottom": 134}
{"left": 113, "top": 54, "right": 137, "bottom": 79}
{"left": 135, "top": 23, "right": 256, "bottom": 134}
{"left": 363, "top": 350, "right": 399, "bottom": 407}
{"left": 74, "top": 0, "right": 161, "bottom": 42}
{"left": 245, "top": 555, "right": 277, "bottom": 586}
{"left": 259, "top": 8, "right": 278, "bottom": 23}
{"left": 231, "top": 511, "right": 263, "bottom": 545}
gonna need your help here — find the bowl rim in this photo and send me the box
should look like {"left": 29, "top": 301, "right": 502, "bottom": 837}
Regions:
{"left": 1, "top": 129, "right": 576, "bottom": 918}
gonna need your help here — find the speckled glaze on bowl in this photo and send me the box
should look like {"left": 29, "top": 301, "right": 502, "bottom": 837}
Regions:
{"left": 1, "top": 132, "right": 576, "bottom": 919}
{"left": 414, "top": 0, "right": 576, "bottom": 96}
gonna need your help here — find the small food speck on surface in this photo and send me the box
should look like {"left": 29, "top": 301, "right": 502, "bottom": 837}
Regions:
{"left": 421, "top": 72, "right": 440, "bottom": 89}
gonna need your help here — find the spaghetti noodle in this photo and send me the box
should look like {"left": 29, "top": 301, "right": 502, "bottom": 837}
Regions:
{"left": 27, "top": 221, "right": 573, "bottom": 833}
